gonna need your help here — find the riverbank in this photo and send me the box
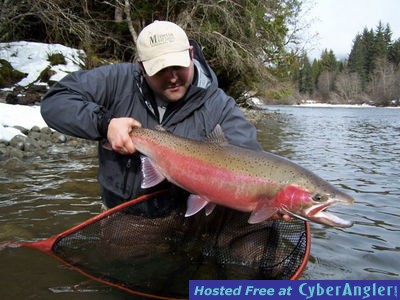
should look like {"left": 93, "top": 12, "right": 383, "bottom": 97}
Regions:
{"left": 0, "top": 124, "right": 96, "bottom": 161}
{"left": 0, "top": 41, "right": 96, "bottom": 161}
{"left": 0, "top": 102, "right": 96, "bottom": 161}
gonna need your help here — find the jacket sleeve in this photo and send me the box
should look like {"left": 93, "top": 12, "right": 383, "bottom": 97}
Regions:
{"left": 40, "top": 64, "right": 130, "bottom": 140}
{"left": 216, "top": 91, "right": 263, "bottom": 151}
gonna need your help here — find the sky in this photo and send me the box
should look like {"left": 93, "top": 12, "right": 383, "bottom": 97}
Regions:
{"left": 305, "top": 0, "right": 400, "bottom": 59}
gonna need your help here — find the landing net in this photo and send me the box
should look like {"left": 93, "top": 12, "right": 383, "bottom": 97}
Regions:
{"left": 27, "top": 190, "right": 310, "bottom": 299}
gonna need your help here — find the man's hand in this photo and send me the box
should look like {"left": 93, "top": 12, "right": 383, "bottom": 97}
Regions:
{"left": 106, "top": 117, "right": 141, "bottom": 155}
{"left": 270, "top": 213, "right": 292, "bottom": 222}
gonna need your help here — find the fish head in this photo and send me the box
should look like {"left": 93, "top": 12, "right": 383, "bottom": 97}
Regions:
{"left": 276, "top": 185, "right": 354, "bottom": 228}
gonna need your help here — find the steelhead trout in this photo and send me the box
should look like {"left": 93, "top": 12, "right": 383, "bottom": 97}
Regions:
{"left": 128, "top": 126, "right": 354, "bottom": 227}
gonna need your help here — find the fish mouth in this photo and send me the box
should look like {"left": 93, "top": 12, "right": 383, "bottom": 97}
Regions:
{"left": 305, "top": 199, "right": 354, "bottom": 228}
{"left": 281, "top": 195, "right": 354, "bottom": 227}
{"left": 307, "top": 209, "right": 353, "bottom": 228}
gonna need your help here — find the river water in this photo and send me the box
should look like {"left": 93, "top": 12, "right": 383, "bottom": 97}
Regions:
{"left": 0, "top": 106, "right": 399, "bottom": 298}
{"left": 256, "top": 106, "right": 400, "bottom": 281}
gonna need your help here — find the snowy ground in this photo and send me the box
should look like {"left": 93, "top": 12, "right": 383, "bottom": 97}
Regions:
{"left": 0, "top": 41, "right": 84, "bottom": 143}
{"left": 293, "top": 102, "right": 375, "bottom": 108}
{"left": 0, "top": 41, "right": 84, "bottom": 88}
{"left": 0, "top": 103, "right": 47, "bottom": 142}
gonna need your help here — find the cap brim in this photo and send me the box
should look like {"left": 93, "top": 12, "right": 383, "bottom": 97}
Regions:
{"left": 142, "top": 50, "right": 190, "bottom": 76}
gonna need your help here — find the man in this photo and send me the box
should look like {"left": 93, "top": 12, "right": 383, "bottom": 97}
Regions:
{"left": 41, "top": 21, "right": 270, "bottom": 217}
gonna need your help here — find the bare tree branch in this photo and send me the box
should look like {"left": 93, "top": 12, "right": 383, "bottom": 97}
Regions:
{"left": 124, "top": 0, "right": 137, "bottom": 43}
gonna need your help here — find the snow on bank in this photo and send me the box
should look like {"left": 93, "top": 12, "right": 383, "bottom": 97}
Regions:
{"left": 293, "top": 101, "right": 399, "bottom": 108}
{"left": 294, "top": 103, "right": 375, "bottom": 108}
{"left": 292, "top": 100, "right": 375, "bottom": 108}
{"left": 0, "top": 41, "right": 84, "bottom": 88}
{"left": 0, "top": 103, "right": 47, "bottom": 142}
{"left": 1, "top": 41, "right": 85, "bottom": 143}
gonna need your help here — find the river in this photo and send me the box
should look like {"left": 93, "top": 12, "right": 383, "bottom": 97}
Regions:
{"left": 0, "top": 106, "right": 399, "bottom": 298}
{"left": 256, "top": 106, "right": 400, "bottom": 280}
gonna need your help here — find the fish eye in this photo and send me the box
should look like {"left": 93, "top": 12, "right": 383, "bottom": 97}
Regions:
{"left": 312, "top": 193, "right": 328, "bottom": 202}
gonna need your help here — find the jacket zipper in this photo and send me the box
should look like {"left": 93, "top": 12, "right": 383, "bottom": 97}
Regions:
{"left": 123, "top": 157, "right": 132, "bottom": 194}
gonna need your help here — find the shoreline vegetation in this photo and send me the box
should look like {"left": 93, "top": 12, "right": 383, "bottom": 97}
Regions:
{"left": 1, "top": 34, "right": 399, "bottom": 108}
{"left": 247, "top": 97, "right": 399, "bottom": 109}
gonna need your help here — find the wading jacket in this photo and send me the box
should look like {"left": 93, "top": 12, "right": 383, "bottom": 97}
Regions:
{"left": 41, "top": 41, "right": 262, "bottom": 214}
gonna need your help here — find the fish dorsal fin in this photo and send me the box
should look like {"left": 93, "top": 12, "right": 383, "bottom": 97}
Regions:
{"left": 185, "top": 194, "right": 209, "bottom": 217}
{"left": 140, "top": 156, "right": 166, "bottom": 188}
{"left": 248, "top": 202, "right": 278, "bottom": 224}
{"left": 206, "top": 124, "right": 228, "bottom": 144}
{"left": 154, "top": 125, "right": 166, "bottom": 132}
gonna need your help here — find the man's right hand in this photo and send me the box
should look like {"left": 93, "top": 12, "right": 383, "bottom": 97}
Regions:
{"left": 106, "top": 117, "right": 142, "bottom": 155}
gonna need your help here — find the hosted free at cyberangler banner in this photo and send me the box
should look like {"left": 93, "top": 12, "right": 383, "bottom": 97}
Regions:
{"left": 189, "top": 280, "right": 399, "bottom": 300}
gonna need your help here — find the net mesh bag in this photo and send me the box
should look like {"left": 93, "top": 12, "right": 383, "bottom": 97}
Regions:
{"left": 50, "top": 190, "right": 309, "bottom": 299}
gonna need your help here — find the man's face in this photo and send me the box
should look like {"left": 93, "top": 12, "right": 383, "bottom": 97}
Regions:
{"left": 142, "top": 48, "right": 195, "bottom": 102}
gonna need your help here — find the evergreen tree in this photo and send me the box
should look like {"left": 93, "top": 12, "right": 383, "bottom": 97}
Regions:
{"left": 383, "top": 23, "right": 393, "bottom": 47}
{"left": 298, "top": 55, "right": 313, "bottom": 94}
{"left": 346, "top": 22, "right": 400, "bottom": 104}
{"left": 388, "top": 38, "right": 400, "bottom": 66}
{"left": 315, "top": 49, "right": 338, "bottom": 96}
{"left": 311, "top": 59, "right": 321, "bottom": 87}
{"left": 319, "top": 49, "right": 338, "bottom": 72}
{"left": 348, "top": 33, "right": 368, "bottom": 89}
{"left": 374, "top": 21, "right": 390, "bottom": 60}
{"left": 362, "top": 28, "right": 377, "bottom": 81}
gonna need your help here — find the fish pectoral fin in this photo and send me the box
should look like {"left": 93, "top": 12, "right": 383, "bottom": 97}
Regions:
{"left": 140, "top": 156, "right": 166, "bottom": 188}
{"left": 204, "top": 203, "right": 216, "bottom": 216}
{"left": 248, "top": 203, "right": 278, "bottom": 224}
{"left": 185, "top": 194, "right": 209, "bottom": 217}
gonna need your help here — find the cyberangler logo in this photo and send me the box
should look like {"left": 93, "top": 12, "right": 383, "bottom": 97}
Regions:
{"left": 149, "top": 33, "right": 175, "bottom": 47}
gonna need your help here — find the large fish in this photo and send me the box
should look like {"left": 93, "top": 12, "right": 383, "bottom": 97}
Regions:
{"left": 127, "top": 126, "right": 354, "bottom": 227}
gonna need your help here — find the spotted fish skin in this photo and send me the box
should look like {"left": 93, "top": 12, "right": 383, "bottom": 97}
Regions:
{"left": 130, "top": 126, "right": 354, "bottom": 228}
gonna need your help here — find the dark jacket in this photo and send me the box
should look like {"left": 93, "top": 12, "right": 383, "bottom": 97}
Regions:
{"left": 41, "top": 41, "right": 262, "bottom": 212}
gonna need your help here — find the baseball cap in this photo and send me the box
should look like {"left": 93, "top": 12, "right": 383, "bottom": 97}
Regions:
{"left": 137, "top": 21, "right": 191, "bottom": 76}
